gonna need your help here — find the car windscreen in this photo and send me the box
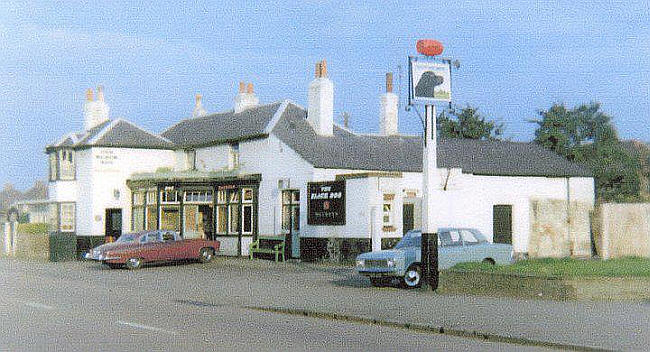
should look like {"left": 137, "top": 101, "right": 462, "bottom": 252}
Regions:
{"left": 394, "top": 232, "right": 421, "bottom": 249}
{"left": 162, "top": 232, "right": 176, "bottom": 242}
{"left": 116, "top": 235, "right": 136, "bottom": 242}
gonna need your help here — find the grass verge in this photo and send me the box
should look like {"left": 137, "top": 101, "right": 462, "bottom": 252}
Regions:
{"left": 450, "top": 257, "right": 650, "bottom": 278}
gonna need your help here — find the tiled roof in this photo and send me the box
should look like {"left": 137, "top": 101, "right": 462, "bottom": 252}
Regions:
{"left": 47, "top": 119, "right": 173, "bottom": 151}
{"left": 46, "top": 100, "right": 593, "bottom": 178}
{"left": 161, "top": 102, "right": 284, "bottom": 148}
{"left": 272, "top": 103, "right": 593, "bottom": 177}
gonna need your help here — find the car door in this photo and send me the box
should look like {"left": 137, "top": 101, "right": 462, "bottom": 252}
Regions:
{"left": 160, "top": 231, "right": 185, "bottom": 260}
{"left": 459, "top": 229, "right": 483, "bottom": 262}
{"left": 140, "top": 232, "right": 164, "bottom": 262}
{"left": 439, "top": 230, "right": 465, "bottom": 269}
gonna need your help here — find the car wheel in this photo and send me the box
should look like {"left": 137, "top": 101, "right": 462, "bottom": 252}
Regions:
{"left": 125, "top": 257, "right": 143, "bottom": 270}
{"left": 199, "top": 248, "right": 214, "bottom": 263}
{"left": 482, "top": 258, "right": 496, "bottom": 265}
{"left": 370, "top": 277, "right": 392, "bottom": 287}
{"left": 401, "top": 264, "right": 422, "bottom": 289}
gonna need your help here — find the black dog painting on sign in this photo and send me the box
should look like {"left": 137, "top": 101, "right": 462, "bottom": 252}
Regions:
{"left": 415, "top": 71, "right": 444, "bottom": 98}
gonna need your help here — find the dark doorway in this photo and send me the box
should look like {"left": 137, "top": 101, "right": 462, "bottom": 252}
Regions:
{"left": 402, "top": 203, "right": 415, "bottom": 235}
{"left": 199, "top": 205, "right": 214, "bottom": 240}
{"left": 493, "top": 205, "right": 512, "bottom": 244}
{"left": 105, "top": 208, "right": 122, "bottom": 242}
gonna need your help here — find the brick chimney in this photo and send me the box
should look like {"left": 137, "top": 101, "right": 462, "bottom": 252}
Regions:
{"left": 83, "top": 85, "right": 110, "bottom": 131}
{"left": 234, "top": 81, "right": 259, "bottom": 113}
{"left": 307, "top": 59, "right": 334, "bottom": 136}
{"left": 379, "top": 73, "right": 398, "bottom": 136}
{"left": 192, "top": 93, "right": 207, "bottom": 118}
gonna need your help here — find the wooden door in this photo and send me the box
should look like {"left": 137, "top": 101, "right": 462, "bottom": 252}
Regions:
{"left": 493, "top": 205, "right": 512, "bottom": 244}
{"left": 105, "top": 209, "right": 122, "bottom": 241}
{"left": 402, "top": 203, "right": 415, "bottom": 235}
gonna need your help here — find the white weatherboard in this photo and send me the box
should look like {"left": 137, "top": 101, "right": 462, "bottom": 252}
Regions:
{"left": 410, "top": 59, "right": 452, "bottom": 103}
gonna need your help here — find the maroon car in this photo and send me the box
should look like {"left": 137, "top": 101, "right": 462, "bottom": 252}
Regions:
{"left": 85, "top": 230, "right": 220, "bottom": 269}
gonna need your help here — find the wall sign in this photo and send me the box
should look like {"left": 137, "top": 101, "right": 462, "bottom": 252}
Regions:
{"left": 307, "top": 181, "right": 345, "bottom": 225}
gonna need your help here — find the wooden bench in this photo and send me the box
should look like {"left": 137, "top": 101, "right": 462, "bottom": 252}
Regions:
{"left": 249, "top": 235, "right": 286, "bottom": 262}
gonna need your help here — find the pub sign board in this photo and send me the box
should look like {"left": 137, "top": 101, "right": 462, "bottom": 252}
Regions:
{"left": 307, "top": 181, "right": 345, "bottom": 225}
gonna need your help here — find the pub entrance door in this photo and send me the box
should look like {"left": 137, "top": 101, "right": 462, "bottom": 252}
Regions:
{"left": 105, "top": 208, "right": 122, "bottom": 242}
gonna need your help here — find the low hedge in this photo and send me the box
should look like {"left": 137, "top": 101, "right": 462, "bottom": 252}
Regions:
{"left": 17, "top": 223, "right": 49, "bottom": 235}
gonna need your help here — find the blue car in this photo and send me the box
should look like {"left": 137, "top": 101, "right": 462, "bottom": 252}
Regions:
{"left": 356, "top": 228, "right": 513, "bottom": 288}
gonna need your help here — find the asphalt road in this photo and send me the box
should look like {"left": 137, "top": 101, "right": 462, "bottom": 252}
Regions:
{"left": 0, "top": 257, "right": 561, "bottom": 352}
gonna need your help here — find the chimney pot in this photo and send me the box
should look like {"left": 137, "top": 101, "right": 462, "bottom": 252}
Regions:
{"left": 234, "top": 81, "right": 259, "bottom": 113}
{"left": 83, "top": 85, "right": 109, "bottom": 130}
{"left": 386, "top": 73, "right": 393, "bottom": 93}
{"left": 97, "top": 85, "right": 105, "bottom": 101}
{"left": 195, "top": 93, "right": 202, "bottom": 105}
{"left": 307, "top": 59, "right": 334, "bottom": 136}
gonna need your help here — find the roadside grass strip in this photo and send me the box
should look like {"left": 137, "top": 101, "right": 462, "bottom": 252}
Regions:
{"left": 451, "top": 257, "right": 650, "bottom": 278}
{"left": 245, "top": 305, "right": 614, "bottom": 352}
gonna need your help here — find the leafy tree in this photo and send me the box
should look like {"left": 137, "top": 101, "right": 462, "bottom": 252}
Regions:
{"left": 531, "top": 102, "right": 619, "bottom": 161}
{"left": 531, "top": 102, "right": 641, "bottom": 202}
{"left": 437, "top": 105, "right": 504, "bottom": 140}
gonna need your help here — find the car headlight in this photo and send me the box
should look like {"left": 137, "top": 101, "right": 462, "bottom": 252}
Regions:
{"left": 356, "top": 259, "right": 365, "bottom": 267}
{"left": 386, "top": 259, "right": 395, "bottom": 267}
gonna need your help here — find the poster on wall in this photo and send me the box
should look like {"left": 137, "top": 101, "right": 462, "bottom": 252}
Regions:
{"left": 409, "top": 58, "right": 452, "bottom": 104}
{"left": 307, "top": 181, "right": 345, "bottom": 225}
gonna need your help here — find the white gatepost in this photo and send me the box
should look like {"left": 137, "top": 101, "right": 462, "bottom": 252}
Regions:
{"left": 3, "top": 222, "right": 10, "bottom": 255}
{"left": 370, "top": 206, "right": 382, "bottom": 252}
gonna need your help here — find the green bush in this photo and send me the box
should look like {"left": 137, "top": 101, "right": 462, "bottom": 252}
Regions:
{"left": 17, "top": 223, "right": 49, "bottom": 235}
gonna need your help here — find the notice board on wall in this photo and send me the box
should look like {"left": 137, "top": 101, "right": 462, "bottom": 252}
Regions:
{"left": 307, "top": 181, "right": 345, "bottom": 225}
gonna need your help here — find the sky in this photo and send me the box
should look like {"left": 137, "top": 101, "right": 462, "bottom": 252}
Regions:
{"left": 0, "top": 0, "right": 648, "bottom": 190}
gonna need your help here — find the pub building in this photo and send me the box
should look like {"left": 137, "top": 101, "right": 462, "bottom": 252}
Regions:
{"left": 45, "top": 62, "right": 595, "bottom": 261}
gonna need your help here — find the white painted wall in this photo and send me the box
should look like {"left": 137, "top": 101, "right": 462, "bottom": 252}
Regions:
{"left": 303, "top": 166, "right": 594, "bottom": 255}
{"left": 192, "top": 135, "right": 315, "bottom": 255}
{"left": 195, "top": 144, "right": 230, "bottom": 171}
{"left": 80, "top": 147, "right": 175, "bottom": 237}
{"left": 238, "top": 135, "right": 314, "bottom": 237}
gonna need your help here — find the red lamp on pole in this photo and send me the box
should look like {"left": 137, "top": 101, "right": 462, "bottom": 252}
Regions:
{"left": 416, "top": 39, "right": 444, "bottom": 57}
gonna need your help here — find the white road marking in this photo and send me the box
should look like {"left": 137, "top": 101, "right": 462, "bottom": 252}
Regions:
{"left": 23, "top": 301, "right": 56, "bottom": 310}
{"left": 117, "top": 320, "right": 175, "bottom": 334}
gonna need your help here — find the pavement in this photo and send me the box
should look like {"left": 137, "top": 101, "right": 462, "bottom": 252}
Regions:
{"left": 0, "top": 256, "right": 648, "bottom": 351}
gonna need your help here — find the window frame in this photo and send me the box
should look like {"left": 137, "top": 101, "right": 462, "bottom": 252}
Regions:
{"left": 59, "top": 202, "right": 76, "bottom": 233}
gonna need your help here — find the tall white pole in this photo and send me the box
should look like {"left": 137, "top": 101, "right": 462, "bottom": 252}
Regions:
{"left": 422, "top": 104, "right": 438, "bottom": 235}
{"left": 421, "top": 103, "right": 439, "bottom": 290}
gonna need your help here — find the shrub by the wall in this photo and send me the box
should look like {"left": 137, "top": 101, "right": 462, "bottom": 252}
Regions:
{"left": 17, "top": 223, "right": 48, "bottom": 235}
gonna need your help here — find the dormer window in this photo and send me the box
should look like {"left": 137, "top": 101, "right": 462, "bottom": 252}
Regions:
{"left": 49, "top": 149, "right": 75, "bottom": 181}
{"left": 229, "top": 142, "right": 240, "bottom": 169}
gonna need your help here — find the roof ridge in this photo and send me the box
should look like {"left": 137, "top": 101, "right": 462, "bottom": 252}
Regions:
{"left": 87, "top": 119, "right": 119, "bottom": 145}
{"left": 263, "top": 100, "right": 290, "bottom": 134}
{"left": 116, "top": 118, "right": 174, "bottom": 145}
